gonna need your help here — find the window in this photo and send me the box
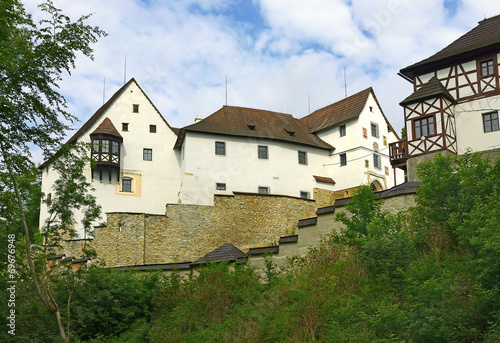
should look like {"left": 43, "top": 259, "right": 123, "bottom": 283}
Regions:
{"left": 298, "top": 151, "right": 307, "bottom": 165}
{"left": 373, "top": 153, "right": 381, "bottom": 169}
{"left": 111, "top": 141, "right": 119, "bottom": 155}
{"left": 481, "top": 59, "right": 495, "bottom": 77}
{"left": 122, "top": 179, "right": 132, "bottom": 192}
{"left": 258, "top": 186, "right": 270, "bottom": 194}
{"left": 414, "top": 116, "right": 435, "bottom": 138}
{"left": 258, "top": 145, "right": 268, "bottom": 159}
{"left": 101, "top": 140, "right": 109, "bottom": 153}
{"left": 215, "top": 141, "right": 226, "bottom": 155}
{"left": 300, "top": 191, "right": 310, "bottom": 199}
{"left": 143, "top": 148, "right": 152, "bottom": 161}
{"left": 483, "top": 111, "right": 499, "bottom": 133}
{"left": 92, "top": 140, "right": 99, "bottom": 152}
{"left": 149, "top": 125, "right": 156, "bottom": 133}
{"left": 216, "top": 183, "right": 226, "bottom": 191}
{"left": 122, "top": 123, "right": 129, "bottom": 131}
{"left": 371, "top": 123, "right": 379, "bottom": 138}
{"left": 133, "top": 104, "right": 139, "bottom": 113}
{"left": 340, "top": 153, "right": 347, "bottom": 166}
{"left": 339, "top": 124, "right": 346, "bottom": 137}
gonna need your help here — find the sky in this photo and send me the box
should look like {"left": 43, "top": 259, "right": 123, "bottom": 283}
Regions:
{"left": 22, "top": 0, "right": 500, "bottom": 154}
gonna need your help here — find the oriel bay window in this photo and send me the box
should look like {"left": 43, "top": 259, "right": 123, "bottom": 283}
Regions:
{"left": 90, "top": 118, "right": 123, "bottom": 183}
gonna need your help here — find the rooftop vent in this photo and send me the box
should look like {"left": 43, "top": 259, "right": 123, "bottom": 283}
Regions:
{"left": 194, "top": 115, "right": 203, "bottom": 123}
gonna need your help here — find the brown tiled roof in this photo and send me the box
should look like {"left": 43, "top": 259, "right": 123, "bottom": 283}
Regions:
{"left": 400, "top": 14, "right": 500, "bottom": 78}
{"left": 175, "top": 105, "right": 334, "bottom": 150}
{"left": 313, "top": 175, "right": 336, "bottom": 184}
{"left": 400, "top": 76, "right": 455, "bottom": 106}
{"left": 300, "top": 88, "right": 372, "bottom": 133}
{"left": 90, "top": 117, "right": 122, "bottom": 139}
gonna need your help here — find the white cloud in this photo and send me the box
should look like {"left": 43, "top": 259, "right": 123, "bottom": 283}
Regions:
{"left": 19, "top": 0, "right": 500, "bottom": 163}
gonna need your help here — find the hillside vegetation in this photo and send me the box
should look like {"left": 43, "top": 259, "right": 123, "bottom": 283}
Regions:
{"left": 3, "top": 151, "right": 500, "bottom": 342}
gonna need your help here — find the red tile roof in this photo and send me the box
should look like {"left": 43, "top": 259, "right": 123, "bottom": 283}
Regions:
{"left": 175, "top": 105, "right": 334, "bottom": 150}
{"left": 90, "top": 117, "right": 122, "bottom": 139}
{"left": 401, "top": 14, "right": 500, "bottom": 78}
{"left": 313, "top": 175, "right": 336, "bottom": 184}
{"left": 300, "top": 88, "right": 372, "bottom": 133}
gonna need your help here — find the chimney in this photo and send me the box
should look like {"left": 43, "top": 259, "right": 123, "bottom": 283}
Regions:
{"left": 194, "top": 115, "right": 203, "bottom": 123}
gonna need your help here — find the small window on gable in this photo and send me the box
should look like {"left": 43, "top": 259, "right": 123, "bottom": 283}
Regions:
{"left": 258, "top": 186, "right": 270, "bottom": 194}
{"left": 133, "top": 104, "right": 139, "bottom": 113}
{"left": 216, "top": 182, "right": 226, "bottom": 191}
{"left": 149, "top": 125, "right": 156, "bottom": 133}
{"left": 122, "top": 179, "right": 132, "bottom": 192}
{"left": 122, "top": 123, "right": 129, "bottom": 131}
{"left": 298, "top": 151, "right": 307, "bottom": 165}
{"left": 483, "top": 111, "right": 499, "bottom": 133}
{"left": 143, "top": 148, "right": 152, "bottom": 161}
{"left": 215, "top": 141, "right": 226, "bottom": 155}
{"left": 481, "top": 59, "right": 495, "bottom": 77}
{"left": 371, "top": 123, "right": 379, "bottom": 138}
{"left": 339, "top": 124, "right": 346, "bottom": 137}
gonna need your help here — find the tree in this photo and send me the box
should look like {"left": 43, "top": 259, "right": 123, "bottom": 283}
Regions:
{"left": 0, "top": 0, "right": 105, "bottom": 341}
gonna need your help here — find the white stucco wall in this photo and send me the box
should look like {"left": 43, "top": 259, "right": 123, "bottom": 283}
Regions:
{"left": 317, "top": 93, "right": 404, "bottom": 190}
{"left": 40, "top": 81, "right": 181, "bottom": 237}
{"left": 179, "top": 132, "right": 334, "bottom": 205}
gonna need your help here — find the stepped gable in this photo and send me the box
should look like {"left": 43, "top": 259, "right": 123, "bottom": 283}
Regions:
{"left": 191, "top": 242, "right": 247, "bottom": 266}
{"left": 90, "top": 117, "right": 122, "bottom": 139}
{"left": 175, "top": 105, "right": 333, "bottom": 150}
{"left": 400, "top": 76, "right": 456, "bottom": 106}
{"left": 401, "top": 14, "right": 500, "bottom": 78}
{"left": 300, "top": 88, "right": 372, "bottom": 133}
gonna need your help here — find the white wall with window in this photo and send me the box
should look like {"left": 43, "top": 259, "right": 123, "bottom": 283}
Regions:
{"left": 39, "top": 80, "right": 181, "bottom": 238}
{"left": 178, "top": 131, "right": 333, "bottom": 205}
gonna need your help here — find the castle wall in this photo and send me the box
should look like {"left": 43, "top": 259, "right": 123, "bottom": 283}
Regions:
{"left": 93, "top": 192, "right": 319, "bottom": 268}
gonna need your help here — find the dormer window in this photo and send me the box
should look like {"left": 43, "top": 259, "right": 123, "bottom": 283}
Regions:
{"left": 285, "top": 129, "right": 295, "bottom": 136}
{"left": 247, "top": 123, "right": 256, "bottom": 130}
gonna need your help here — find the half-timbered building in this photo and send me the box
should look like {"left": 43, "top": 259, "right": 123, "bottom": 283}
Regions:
{"left": 390, "top": 14, "right": 500, "bottom": 179}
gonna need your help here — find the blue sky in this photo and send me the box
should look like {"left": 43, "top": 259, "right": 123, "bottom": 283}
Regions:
{"left": 23, "top": 0, "right": 500, "bottom": 162}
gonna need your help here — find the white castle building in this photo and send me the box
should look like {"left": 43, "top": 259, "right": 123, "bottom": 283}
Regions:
{"left": 40, "top": 79, "right": 404, "bottom": 237}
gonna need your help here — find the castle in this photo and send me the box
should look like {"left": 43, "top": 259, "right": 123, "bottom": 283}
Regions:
{"left": 41, "top": 14, "right": 500, "bottom": 270}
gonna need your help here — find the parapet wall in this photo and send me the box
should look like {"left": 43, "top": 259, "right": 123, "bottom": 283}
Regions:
{"left": 93, "top": 192, "right": 320, "bottom": 268}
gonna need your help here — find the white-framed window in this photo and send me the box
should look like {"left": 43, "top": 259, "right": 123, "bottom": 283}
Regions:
{"left": 258, "top": 145, "right": 268, "bottom": 159}
{"left": 483, "top": 111, "right": 499, "bottom": 133}
{"left": 300, "top": 191, "right": 309, "bottom": 199}
{"left": 122, "top": 178, "right": 132, "bottom": 192}
{"left": 258, "top": 186, "right": 270, "bottom": 194}
{"left": 216, "top": 182, "right": 226, "bottom": 191}
{"left": 339, "top": 124, "right": 346, "bottom": 137}
{"left": 340, "top": 153, "right": 347, "bottom": 166}
{"left": 373, "top": 153, "right": 381, "bottom": 169}
{"left": 215, "top": 141, "right": 226, "bottom": 155}
{"left": 481, "top": 59, "right": 495, "bottom": 77}
{"left": 143, "top": 148, "right": 152, "bottom": 161}
{"left": 414, "top": 116, "right": 435, "bottom": 138}
{"left": 298, "top": 151, "right": 307, "bottom": 165}
{"left": 371, "top": 122, "right": 379, "bottom": 138}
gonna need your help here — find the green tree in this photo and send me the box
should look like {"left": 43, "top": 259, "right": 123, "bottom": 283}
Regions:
{"left": 0, "top": 0, "right": 105, "bottom": 341}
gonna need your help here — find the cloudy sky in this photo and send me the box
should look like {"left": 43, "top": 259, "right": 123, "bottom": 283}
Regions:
{"left": 23, "top": 0, "right": 500, "bottom": 144}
